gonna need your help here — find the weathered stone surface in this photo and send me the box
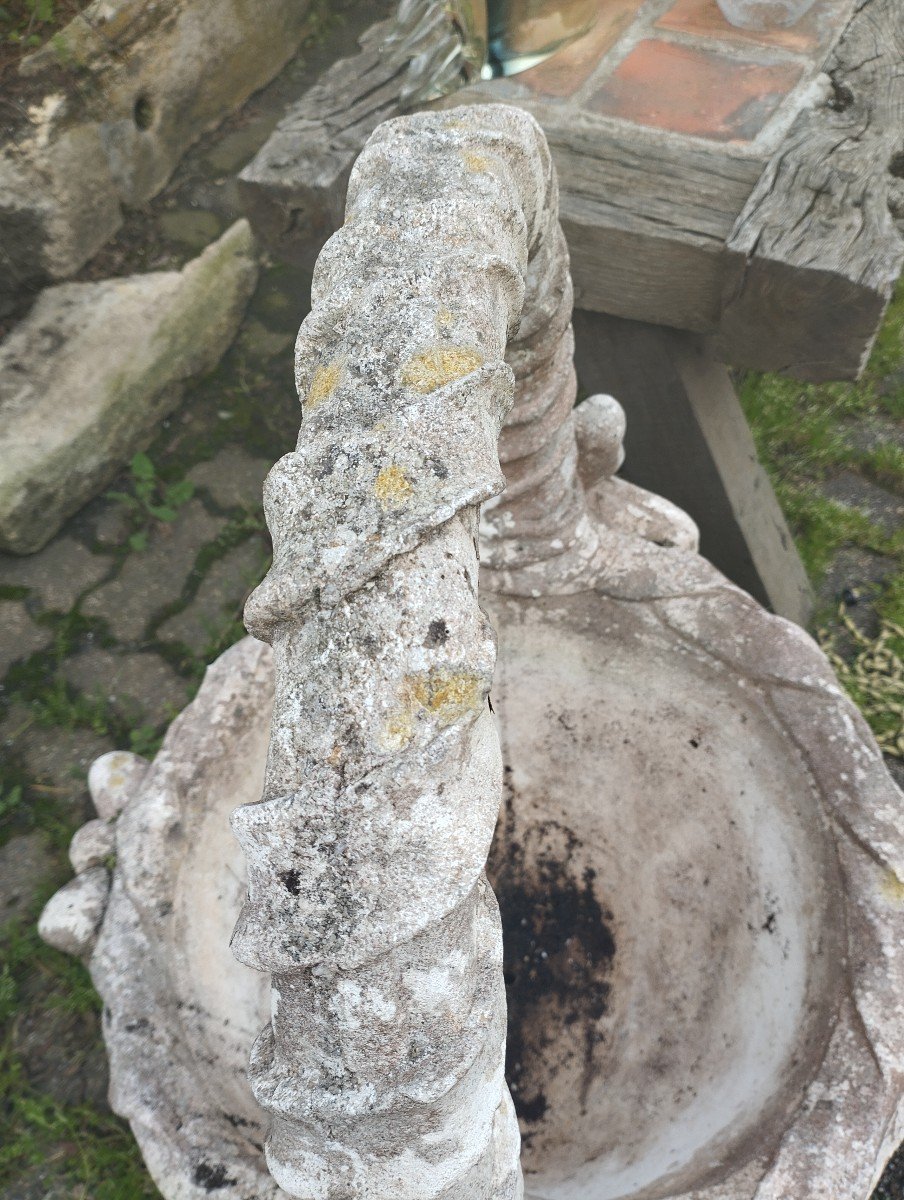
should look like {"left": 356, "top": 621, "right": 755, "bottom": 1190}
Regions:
{"left": 37, "top": 105, "right": 904, "bottom": 1200}
{"left": 82, "top": 501, "right": 224, "bottom": 640}
{"left": 188, "top": 448, "right": 272, "bottom": 512}
{"left": 573, "top": 393, "right": 626, "bottom": 482}
{"left": 88, "top": 750, "right": 149, "bottom": 821}
{"left": 69, "top": 818, "right": 115, "bottom": 874}
{"left": 0, "top": 114, "right": 122, "bottom": 313}
{"left": 62, "top": 648, "right": 190, "bottom": 729}
{"left": 1, "top": 0, "right": 315, "bottom": 306}
{"left": 38, "top": 867, "right": 110, "bottom": 957}
{"left": 0, "top": 221, "right": 257, "bottom": 554}
{"left": 0, "top": 601, "right": 52, "bottom": 674}
{"left": 0, "top": 536, "right": 109, "bottom": 611}
{"left": 0, "top": 833, "right": 56, "bottom": 923}
{"left": 157, "top": 539, "right": 268, "bottom": 648}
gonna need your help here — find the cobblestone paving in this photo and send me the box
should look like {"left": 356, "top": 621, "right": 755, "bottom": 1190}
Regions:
{"left": 1, "top": 3, "right": 903, "bottom": 1197}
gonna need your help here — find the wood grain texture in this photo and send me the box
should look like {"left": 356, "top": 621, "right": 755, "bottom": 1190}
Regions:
{"left": 573, "top": 310, "right": 814, "bottom": 625}
{"left": 718, "top": 0, "right": 904, "bottom": 380}
{"left": 239, "top": 0, "right": 902, "bottom": 379}
{"left": 486, "top": 99, "right": 763, "bottom": 332}
{"left": 239, "top": 18, "right": 410, "bottom": 269}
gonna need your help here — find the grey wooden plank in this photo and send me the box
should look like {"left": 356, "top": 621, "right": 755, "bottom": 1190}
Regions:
{"left": 239, "top": 18, "right": 411, "bottom": 268}
{"left": 239, "top": 1, "right": 901, "bottom": 381}
{"left": 717, "top": 0, "right": 904, "bottom": 380}
{"left": 572, "top": 309, "right": 814, "bottom": 626}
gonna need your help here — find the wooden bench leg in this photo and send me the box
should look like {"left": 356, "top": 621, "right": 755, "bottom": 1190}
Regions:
{"left": 572, "top": 309, "right": 814, "bottom": 627}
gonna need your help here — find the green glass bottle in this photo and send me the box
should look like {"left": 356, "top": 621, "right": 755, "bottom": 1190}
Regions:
{"left": 485, "top": 0, "right": 599, "bottom": 77}
{"left": 397, "top": 1, "right": 600, "bottom": 102}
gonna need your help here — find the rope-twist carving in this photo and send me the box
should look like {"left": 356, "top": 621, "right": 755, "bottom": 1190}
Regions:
{"left": 232, "top": 104, "right": 582, "bottom": 1199}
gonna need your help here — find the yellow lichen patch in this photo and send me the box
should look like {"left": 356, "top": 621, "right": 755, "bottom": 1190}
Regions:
{"left": 399, "top": 347, "right": 483, "bottom": 394}
{"left": 381, "top": 669, "right": 484, "bottom": 750}
{"left": 381, "top": 710, "right": 415, "bottom": 751}
{"left": 305, "top": 361, "right": 342, "bottom": 410}
{"left": 461, "top": 150, "right": 490, "bottom": 173}
{"left": 409, "top": 669, "right": 484, "bottom": 725}
{"left": 880, "top": 870, "right": 904, "bottom": 904}
{"left": 435, "top": 307, "right": 455, "bottom": 331}
{"left": 374, "top": 464, "right": 413, "bottom": 510}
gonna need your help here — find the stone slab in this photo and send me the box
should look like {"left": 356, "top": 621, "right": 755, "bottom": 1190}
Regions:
{"left": 0, "top": 221, "right": 257, "bottom": 555}
{"left": 81, "top": 501, "right": 224, "bottom": 641}
{"left": 0, "top": 0, "right": 317, "bottom": 306}
{"left": 0, "top": 536, "right": 109, "bottom": 612}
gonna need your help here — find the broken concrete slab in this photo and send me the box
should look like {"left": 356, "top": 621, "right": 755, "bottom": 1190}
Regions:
{"left": 0, "top": 220, "right": 258, "bottom": 555}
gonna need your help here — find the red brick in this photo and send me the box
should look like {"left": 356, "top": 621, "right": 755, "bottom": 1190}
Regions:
{"left": 517, "top": 0, "right": 644, "bottom": 99}
{"left": 656, "top": 0, "right": 851, "bottom": 56}
{"left": 588, "top": 38, "right": 803, "bottom": 141}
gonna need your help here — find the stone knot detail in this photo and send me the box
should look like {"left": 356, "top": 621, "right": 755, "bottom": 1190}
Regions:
{"left": 231, "top": 104, "right": 583, "bottom": 1200}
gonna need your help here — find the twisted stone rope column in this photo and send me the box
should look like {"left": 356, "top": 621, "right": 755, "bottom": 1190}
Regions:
{"left": 231, "top": 104, "right": 580, "bottom": 1199}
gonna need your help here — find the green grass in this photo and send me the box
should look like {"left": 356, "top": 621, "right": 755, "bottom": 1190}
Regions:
{"left": 0, "top": 1049, "right": 160, "bottom": 1200}
{"left": 739, "top": 281, "right": 904, "bottom": 586}
{"left": 0, "top": 0, "right": 84, "bottom": 59}
{"left": 739, "top": 280, "right": 904, "bottom": 753}
{"left": 0, "top": 878, "right": 161, "bottom": 1197}
{"left": 106, "top": 453, "right": 196, "bottom": 554}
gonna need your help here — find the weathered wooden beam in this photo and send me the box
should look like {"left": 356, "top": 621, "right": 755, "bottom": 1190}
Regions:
{"left": 716, "top": 0, "right": 904, "bottom": 381}
{"left": 239, "top": 18, "right": 410, "bottom": 270}
{"left": 572, "top": 309, "right": 814, "bottom": 627}
{"left": 239, "top": 0, "right": 901, "bottom": 383}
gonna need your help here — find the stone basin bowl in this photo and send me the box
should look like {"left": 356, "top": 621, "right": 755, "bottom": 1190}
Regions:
{"left": 41, "top": 472, "right": 904, "bottom": 1200}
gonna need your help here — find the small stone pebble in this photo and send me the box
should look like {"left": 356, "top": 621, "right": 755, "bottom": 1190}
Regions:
{"left": 88, "top": 750, "right": 150, "bottom": 820}
{"left": 38, "top": 867, "right": 110, "bottom": 957}
{"left": 69, "top": 819, "right": 115, "bottom": 873}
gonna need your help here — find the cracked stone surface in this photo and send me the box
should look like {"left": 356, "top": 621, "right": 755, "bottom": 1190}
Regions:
{"left": 0, "top": 602, "right": 52, "bottom": 675}
{"left": 0, "top": 537, "right": 110, "bottom": 612}
{"left": 157, "top": 539, "right": 268, "bottom": 648}
{"left": 82, "top": 502, "right": 225, "bottom": 641}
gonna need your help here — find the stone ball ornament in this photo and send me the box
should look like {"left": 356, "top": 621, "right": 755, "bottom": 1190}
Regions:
{"left": 41, "top": 106, "right": 904, "bottom": 1200}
